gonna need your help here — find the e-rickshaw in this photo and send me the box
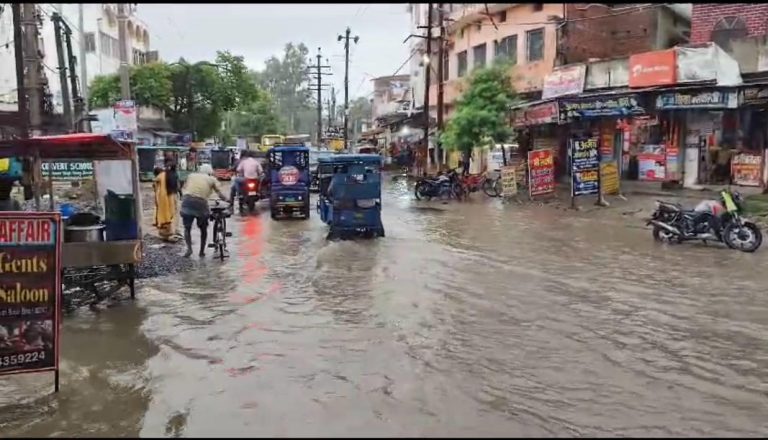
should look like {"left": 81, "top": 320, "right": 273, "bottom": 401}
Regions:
{"left": 137, "top": 145, "right": 196, "bottom": 182}
{"left": 0, "top": 133, "right": 143, "bottom": 310}
{"left": 317, "top": 154, "right": 385, "bottom": 240}
{"left": 210, "top": 148, "right": 235, "bottom": 180}
{"left": 267, "top": 145, "right": 310, "bottom": 220}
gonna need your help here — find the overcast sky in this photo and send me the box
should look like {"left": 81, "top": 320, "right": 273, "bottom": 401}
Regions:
{"left": 137, "top": 3, "right": 411, "bottom": 101}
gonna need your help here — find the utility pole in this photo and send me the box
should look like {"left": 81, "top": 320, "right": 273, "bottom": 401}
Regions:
{"left": 326, "top": 97, "right": 332, "bottom": 129}
{"left": 436, "top": 3, "right": 445, "bottom": 168}
{"left": 22, "top": 3, "right": 42, "bottom": 137}
{"left": 338, "top": 27, "right": 359, "bottom": 150}
{"left": 78, "top": 4, "right": 89, "bottom": 112}
{"left": 331, "top": 86, "right": 336, "bottom": 126}
{"left": 64, "top": 22, "right": 84, "bottom": 130}
{"left": 52, "top": 13, "right": 72, "bottom": 128}
{"left": 116, "top": 3, "right": 131, "bottom": 99}
{"left": 11, "top": 4, "right": 27, "bottom": 139}
{"left": 422, "top": 3, "right": 434, "bottom": 173}
{"left": 306, "top": 47, "right": 332, "bottom": 145}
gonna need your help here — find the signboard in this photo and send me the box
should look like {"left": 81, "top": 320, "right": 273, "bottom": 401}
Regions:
{"left": 741, "top": 86, "right": 768, "bottom": 106}
{"left": 600, "top": 129, "right": 615, "bottom": 159}
{"left": 629, "top": 49, "right": 677, "bottom": 88}
{"left": 512, "top": 101, "right": 559, "bottom": 127}
{"left": 41, "top": 160, "right": 94, "bottom": 181}
{"left": 731, "top": 153, "right": 762, "bottom": 187}
{"left": 559, "top": 94, "right": 645, "bottom": 121}
{"left": 500, "top": 166, "right": 517, "bottom": 198}
{"left": 113, "top": 100, "right": 138, "bottom": 133}
{"left": 600, "top": 161, "right": 620, "bottom": 195}
{"left": 0, "top": 213, "right": 61, "bottom": 386}
{"left": 586, "top": 58, "right": 629, "bottom": 90}
{"left": 666, "top": 146, "right": 680, "bottom": 181}
{"left": 655, "top": 89, "right": 739, "bottom": 110}
{"left": 278, "top": 166, "right": 299, "bottom": 185}
{"left": 542, "top": 64, "right": 587, "bottom": 100}
{"left": 527, "top": 149, "right": 555, "bottom": 197}
{"left": 571, "top": 137, "right": 600, "bottom": 197}
{"left": 638, "top": 152, "right": 666, "bottom": 181}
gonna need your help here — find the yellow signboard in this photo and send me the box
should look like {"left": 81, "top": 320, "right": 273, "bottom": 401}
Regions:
{"left": 329, "top": 139, "right": 345, "bottom": 152}
{"left": 600, "top": 161, "right": 620, "bottom": 196}
{"left": 501, "top": 165, "right": 517, "bottom": 198}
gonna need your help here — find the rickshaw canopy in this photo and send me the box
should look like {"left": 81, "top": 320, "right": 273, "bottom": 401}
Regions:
{"left": 0, "top": 133, "right": 135, "bottom": 160}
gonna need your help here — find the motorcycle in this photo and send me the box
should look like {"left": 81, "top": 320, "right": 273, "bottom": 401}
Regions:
{"left": 414, "top": 170, "right": 463, "bottom": 201}
{"left": 646, "top": 189, "right": 762, "bottom": 253}
{"left": 238, "top": 177, "right": 261, "bottom": 213}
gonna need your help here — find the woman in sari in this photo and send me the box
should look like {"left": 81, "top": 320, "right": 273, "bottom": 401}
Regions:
{"left": 153, "top": 161, "right": 179, "bottom": 242}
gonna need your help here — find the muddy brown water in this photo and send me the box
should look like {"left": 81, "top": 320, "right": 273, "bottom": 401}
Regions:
{"left": 1, "top": 177, "right": 768, "bottom": 437}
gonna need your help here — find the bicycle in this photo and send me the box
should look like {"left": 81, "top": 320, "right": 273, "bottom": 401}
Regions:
{"left": 208, "top": 200, "right": 233, "bottom": 262}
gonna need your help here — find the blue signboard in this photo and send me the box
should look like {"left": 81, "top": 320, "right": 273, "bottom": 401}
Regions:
{"left": 571, "top": 137, "right": 600, "bottom": 197}
{"left": 655, "top": 89, "right": 738, "bottom": 110}
{"left": 559, "top": 94, "right": 645, "bottom": 121}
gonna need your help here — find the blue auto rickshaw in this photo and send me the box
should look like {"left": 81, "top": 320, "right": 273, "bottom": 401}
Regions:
{"left": 268, "top": 144, "right": 310, "bottom": 220}
{"left": 317, "top": 154, "right": 385, "bottom": 240}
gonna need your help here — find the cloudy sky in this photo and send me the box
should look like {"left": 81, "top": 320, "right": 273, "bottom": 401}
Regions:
{"left": 137, "top": 3, "right": 411, "bottom": 101}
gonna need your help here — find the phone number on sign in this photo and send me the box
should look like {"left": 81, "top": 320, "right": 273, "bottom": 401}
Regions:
{"left": 0, "top": 351, "right": 46, "bottom": 367}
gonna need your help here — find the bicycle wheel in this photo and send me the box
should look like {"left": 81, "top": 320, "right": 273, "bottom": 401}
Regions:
{"left": 218, "top": 220, "right": 227, "bottom": 262}
{"left": 482, "top": 178, "right": 499, "bottom": 197}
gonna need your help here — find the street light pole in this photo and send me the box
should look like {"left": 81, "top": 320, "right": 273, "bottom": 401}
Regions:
{"left": 116, "top": 3, "right": 131, "bottom": 100}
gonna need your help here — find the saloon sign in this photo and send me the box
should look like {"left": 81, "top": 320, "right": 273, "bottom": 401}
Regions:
{"left": 512, "top": 101, "right": 559, "bottom": 127}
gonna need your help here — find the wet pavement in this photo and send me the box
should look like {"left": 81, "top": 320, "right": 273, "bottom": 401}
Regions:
{"left": 2, "top": 176, "right": 768, "bottom": 437}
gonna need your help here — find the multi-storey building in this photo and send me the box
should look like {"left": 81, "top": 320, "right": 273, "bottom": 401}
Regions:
{"left": 0, "top": 4, "right": 156, "bottom": 114}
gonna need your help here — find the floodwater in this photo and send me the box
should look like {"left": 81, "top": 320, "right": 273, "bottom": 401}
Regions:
{"left": 2, "top": 176, "right": 768, "bottom": 437}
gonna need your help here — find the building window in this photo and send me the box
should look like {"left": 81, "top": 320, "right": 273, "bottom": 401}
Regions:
{"left": 442, "top": 52, "right": 450, "bottom": 82}
{"left": 526, "top": 28, "right": 545, "bottom": 62}
{"left": 498, "top": 11, "right": 507, "bottom": 23}
{"left": 711, "top": 16, "right": 748, "bottom": 51}
{"left": 495, "top": 35, "right": 517, "bottom": 64}
{"left": 99, "top": 31, "right": 121, "bottom": 58}
{"left": 457, "top": 50, "right": 467, "bottom": 77}
{"left": 84, "top": 32, "right": 96, "bottom": 53}
{"left": 473, "top": 43, "right": 487, "bottom": 69}
{"left": 533, "top": 3, "right": 543, "bottom": 12}
{"left": 133, "top": 48, "right": 146, "bottom": 65}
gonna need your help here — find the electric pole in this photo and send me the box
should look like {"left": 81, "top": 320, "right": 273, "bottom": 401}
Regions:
{"left": 11, "top": 3, "right": 27, "bottom": 139}
{"left": 436, "top": 3, "right": 445, "bottom": 168}
{"left": 22, "top": 3, "right": 42, "bottom": 137}
{"left": 64, "top": 21, "right": 84, "bottom": 129}
{"left": 78, "top": 4, "right": 89, "bottom": 113}
{"left": 331, "top": 86, "right": 336, "bottom": 127}
{"left": 52, "top": 13, "right": 72, "bottom": 128}
{"left": 116, "top": 3, "right": 131, "bottom": 99}
{"left": 306, "top": 47, "right": 332, "bottom": 145}
{"left": 338, "top": 27, "right": 359, "bottom": 150}
{"left": 422, "top": 3, "right": 434, "bottom": 173}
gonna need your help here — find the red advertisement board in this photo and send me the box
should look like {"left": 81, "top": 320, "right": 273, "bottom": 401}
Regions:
{"left": 527, "top": 149, "right": 556, "bottom": 197}
{"left": 0, "top": 213, "right": 62, "bottom": 386}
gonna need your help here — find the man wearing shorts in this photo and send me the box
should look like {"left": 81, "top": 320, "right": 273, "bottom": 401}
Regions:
{"left": 180, "top": 164, "right": 229, "bottom": 258}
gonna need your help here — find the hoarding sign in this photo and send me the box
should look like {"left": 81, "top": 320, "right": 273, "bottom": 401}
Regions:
{"left": 542, "top": 64, "right": 587, "bottom": 100}
{"left": 559, "top": 94, "right": 645, "bottom": 121}
{"left": 571, "top": 137, "right": 600, "bottom": 197}
{"left": 655, "top": 89, "right": 739, "bottom": 110}
{"left": 512, "top": 101, "right": 559, "bottom": 127}
{"left": 629, "top": 49, "right": 677, "bottom": 88}
{"left": 0, "top": 213, "right": 61, "bottom": 386}
{"left": 40, "top": 160, "right": 94, "bottom": 181}
{"left": 527, "top": 149, "right": 555, "bottom": 197}
{"left": 732, "top": 153, "right": 762, "bottom": 187}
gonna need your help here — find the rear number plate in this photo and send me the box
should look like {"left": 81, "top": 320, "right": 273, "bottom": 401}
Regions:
{"left": 248, "top": 191, "right": 257, "bottom": 195}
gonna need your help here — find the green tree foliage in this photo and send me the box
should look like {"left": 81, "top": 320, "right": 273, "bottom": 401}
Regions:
{"left": 252, "top": 43, "right": 314, "bottom": 134}
{"left": 440, "top": 62, "right": 518, "bottom": 154}
{"left": 347, "top": 96, "right": 372, "bottom": 139}
{"left": 222, "top": 90, "right": 284, "bottom": 144}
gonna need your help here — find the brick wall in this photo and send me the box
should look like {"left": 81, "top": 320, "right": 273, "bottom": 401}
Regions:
{"left": 562, "top": 3, "right": 658, "bottom": 63}
{"left": 691, "top": 3, "right": 768, "bottom": 44}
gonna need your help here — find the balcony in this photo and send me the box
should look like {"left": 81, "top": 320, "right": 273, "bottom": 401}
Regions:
{"left": 448, "top": 4, "right": 515, "bottom": 29}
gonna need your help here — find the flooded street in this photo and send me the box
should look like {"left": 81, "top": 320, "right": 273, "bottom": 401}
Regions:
{"left": 2, "top": 176, "right": 768, "bottom": 437}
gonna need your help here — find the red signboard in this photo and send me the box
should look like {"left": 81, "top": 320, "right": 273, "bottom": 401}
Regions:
{"left": 513, "top": 101, "right": 559, "bottom": 127}
{"left": 629, "top": 49, "right": 677, "bottom": 88}
{"left": 0, "top": 212, "right": 62, "bottom": 386}
{"left": 527, "top": 149, "right": 556, "bottom": 197}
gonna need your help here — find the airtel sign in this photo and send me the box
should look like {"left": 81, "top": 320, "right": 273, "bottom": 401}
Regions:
{"left": 628, "top": 49, "right": 677, "bottom": 88}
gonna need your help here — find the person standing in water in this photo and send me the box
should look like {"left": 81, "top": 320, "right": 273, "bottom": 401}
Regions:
{"left": 180, "top": 164, "right": 229, "bottom": 258}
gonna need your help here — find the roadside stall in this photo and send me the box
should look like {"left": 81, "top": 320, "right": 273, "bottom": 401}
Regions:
{"left": 0, "top": 134, "right": 143, "bottom": 309}
{"left": 734, "top": 84, "right": 768, "bottom": 187}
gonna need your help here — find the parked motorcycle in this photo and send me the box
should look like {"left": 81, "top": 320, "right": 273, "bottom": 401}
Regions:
{"left": 414, "top": 170, "right": 463, "bottom": 201}
{"left": 646, "top": 189, "right": 762, "bottom": 253}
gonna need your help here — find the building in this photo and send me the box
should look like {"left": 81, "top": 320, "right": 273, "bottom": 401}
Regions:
{"left": 371, "top": 74, "right": 411, "bottom": 121}
{"left": 407, "top": 3, "right": 431, "bottom": 111}
{"left": 0, "top": 4, "right": 156, "bottom": 116}
{"left": 690, "top": 3, "right": 768, "bottom": 50}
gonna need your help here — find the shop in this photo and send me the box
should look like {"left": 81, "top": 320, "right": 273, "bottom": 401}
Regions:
{"left": 558, "top": 90, "right": 651, "bottom": 184}
{"left": 736, "top": 84, "right": 768, "bottom": 187}
{"left": 654, "top": 87, "right": 741, "bottom": 187}
{"left": 510, "top": 99, "right": 562, "bottom": 178}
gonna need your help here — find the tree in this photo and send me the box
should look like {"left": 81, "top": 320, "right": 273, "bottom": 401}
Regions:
{"left": 347, "top": 96, "right": 372, "bottom": 140}
{"left": 89, "top": 63, "right": 172, "bottom": 110}
{"left": 223, "top": 90, "right": 284, "bottom": 143}
{"left": 252, "top": 42, "right": 313, "bottom": 134}
{"left": 440, "top": 62, "right": 519, "bottom": 161}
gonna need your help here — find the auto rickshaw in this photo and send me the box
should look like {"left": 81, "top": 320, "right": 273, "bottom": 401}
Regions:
{"left": 317, "top": 154, "right": 385, "bottom": 240}
{"left": 210, "top": 147, "right": 235, "bottom": 180}
{"left": 267, "top": 144, "right": 310, "bottom": 220}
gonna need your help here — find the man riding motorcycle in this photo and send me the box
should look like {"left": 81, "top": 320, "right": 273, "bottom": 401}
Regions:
{"left": 230, "top": 150, "right": 264, "bottom": 203}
